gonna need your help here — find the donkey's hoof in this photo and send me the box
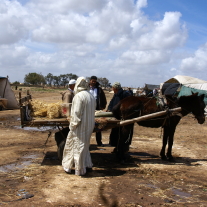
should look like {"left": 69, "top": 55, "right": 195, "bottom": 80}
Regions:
{"left": 168, "top": 157, "right": 175, "bottom": 162}
{"left": 161, "top": 156, "right": 167, "bottom": 161}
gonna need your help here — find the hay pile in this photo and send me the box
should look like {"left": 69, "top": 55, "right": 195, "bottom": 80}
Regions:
{"left": 29, "top": 100, "right": 61, "bottom": 119}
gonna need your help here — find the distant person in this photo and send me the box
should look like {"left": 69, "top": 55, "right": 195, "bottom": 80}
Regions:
{"left": 89, "top": 76, "right": 107, "bottom": 146}
{"left": 62, "top": 77, "right": 96, "bottom": 176}
{"left": 107, "top": 82, "right": 131, "bottom": 148}
{"left": 153, "top": 88, "right": 159, "bottom": 96}
{"left": 127, "top": 87, "right": 133, "bottom": 96}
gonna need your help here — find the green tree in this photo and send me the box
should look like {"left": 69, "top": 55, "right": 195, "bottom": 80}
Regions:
{"left": 45, "top": 73, "right": 54, "bottom": 86}
{"left": 24, "top": 73, "right": 46, "bottom": 85}
{"left": 53, "top": 76, "right": 61, "bottom": 87}
{"left": 98, "top": 77, "right": 110, "bottom": 88}
{"left": 60, "top": 74, "right": 68, "bottom": 87}
{"left": 13, "top": 81, "right": 20, "bottom": 84}
{"left": 66, "top": 73, "right": 78, "bottom": 81}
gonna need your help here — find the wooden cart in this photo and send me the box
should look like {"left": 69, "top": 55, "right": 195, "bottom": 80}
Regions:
{"left": 19, "top": 91, "right": 182, "bottom": 131}
{"left": 19, "top": 91, "right": 120, "bottom": 130}
{"left": 19, "top": 91, "right": 182, "bottom": 160}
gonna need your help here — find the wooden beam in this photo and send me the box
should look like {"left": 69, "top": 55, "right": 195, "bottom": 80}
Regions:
{"left": 19, "top": 95, "right": 32, "bottom": 105}
{"left": 119, "top": 107, "right": 182, "bottom": 126}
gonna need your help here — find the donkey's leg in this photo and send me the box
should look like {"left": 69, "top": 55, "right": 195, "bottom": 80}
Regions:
{"left": 167, "top": 117, "right": 181, "bottom": 161}
{"left": 128, "top": 123, "right": 134, "bottom": 145}
{"left": 166, "top": 123, "right": 178, "bottom": 161}
{"left": 160, "top": 126, "right": 169, "bottom": 160}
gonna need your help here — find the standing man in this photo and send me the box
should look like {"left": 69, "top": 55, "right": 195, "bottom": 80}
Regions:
{"left": 62, "top": 77, "right": 96, "bottom": 176}
{"left": 61, "top": 79, "right": 76, "bottom": 116}
{"left": 89, "top": 76, "right": 107, "bottom": 146}
{"left": 55, "top": 79, "right": 76, "bottom": 160}
{"left": 107, "top": 82, "right": 131, "bottom": 149}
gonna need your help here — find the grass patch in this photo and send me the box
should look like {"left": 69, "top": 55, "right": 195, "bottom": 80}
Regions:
{"left": 13, "top": 86, "right": 67, "bottom": 93}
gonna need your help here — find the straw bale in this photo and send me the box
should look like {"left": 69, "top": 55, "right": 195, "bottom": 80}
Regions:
{"left": 29, "top": 100, "right": 61, "bottom": 118}
{"left": 29, "top": 100, "right": 47, "bottom": 117}
{"left": 47, "top": 102, "right": 61, "bottom": 119}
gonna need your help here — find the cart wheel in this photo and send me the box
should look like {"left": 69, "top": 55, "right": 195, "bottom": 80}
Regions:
{"left": 57, "top": 140, "right": 66, "bottom": 161}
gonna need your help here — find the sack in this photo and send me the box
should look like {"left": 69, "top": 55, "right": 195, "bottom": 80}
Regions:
{"left": 61, "top": 103, "right": 72, "bottom": 117}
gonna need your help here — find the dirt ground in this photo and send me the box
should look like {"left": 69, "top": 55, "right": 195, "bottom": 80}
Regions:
{"left": 0, "top": 89, "right": 207, "bottom": 207}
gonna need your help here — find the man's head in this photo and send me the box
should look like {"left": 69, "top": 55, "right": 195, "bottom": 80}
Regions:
{"left": 74, "top": 77, "right": 89, "bottom": 94}
{"left": 112, "top": 82, "right": 121, "bottom": 94}
{"left": 68, "top": 79, "right": 76, "bottom": 90}
{"left": 89, "top": 76, "right": 97, "bottom": 87}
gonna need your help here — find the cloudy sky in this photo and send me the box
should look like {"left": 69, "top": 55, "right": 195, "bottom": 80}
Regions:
{"left": 1, "top": 0, "right": 207, "bottom": 87}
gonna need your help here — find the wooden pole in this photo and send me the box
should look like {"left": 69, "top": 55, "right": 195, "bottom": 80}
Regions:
{"left": 119, "top": 107, "right": 182, "bottom": 126}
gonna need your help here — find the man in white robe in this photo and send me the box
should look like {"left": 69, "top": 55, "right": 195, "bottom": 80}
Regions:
{"left": 62, "top": 77, "right": 96, "bottom": 176}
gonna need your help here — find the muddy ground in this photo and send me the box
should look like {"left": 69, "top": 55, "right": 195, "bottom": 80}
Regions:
{"left": 0, "top": 89, "right": 207, "bottom": 207}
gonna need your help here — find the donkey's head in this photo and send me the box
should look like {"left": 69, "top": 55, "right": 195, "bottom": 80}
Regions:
{"left": 179, "top": 92, "right": 205, "bottom": 124}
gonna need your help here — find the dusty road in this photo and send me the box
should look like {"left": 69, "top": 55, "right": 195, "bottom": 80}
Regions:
{"left": 0, "top": 89, "right": 207, "bottom": 207}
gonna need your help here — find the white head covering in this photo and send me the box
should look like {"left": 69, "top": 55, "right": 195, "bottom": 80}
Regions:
{"left": 69, "top": 79, "right": 76, "bottom": 85}
{"left": 74, "top": 77, "right": 89, "bottom": 95}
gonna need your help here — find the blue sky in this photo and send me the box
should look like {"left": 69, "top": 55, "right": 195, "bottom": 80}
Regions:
{"left": 144, "top": 0, "right": 207, "bottom": 48}
{"left": 1, "top": 0, "right": 207, "bottom": 87}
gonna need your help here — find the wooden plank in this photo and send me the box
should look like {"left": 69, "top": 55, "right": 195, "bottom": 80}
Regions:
{"left": 21, "top": 117, "right": 119, "bottom": 129}
{"left": 119, "top": 107, "right": 182, "bottom": 126}
{"left": 20, "top": 107, "right": 25, "bottom": 126}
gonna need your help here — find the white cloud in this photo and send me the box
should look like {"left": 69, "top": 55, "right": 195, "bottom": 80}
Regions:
{"left": 121, "top": 50, "right": 171, "bottom": 65}
{"left": 137, "top": 12, "right": 187, "bottom": 50}
{"left": 109, "top": 36, "right": 129, "bottom": 50}
{"left": 1, "top": 0, "right": 207, "bottom": 86}
{"left": 27, "top": 0, "right": 106, "bottom": 14}
{"left": 180, "top": 43, "right": 207, "bottom": 72}
{"left": 136, "top": 0, "right": 147, "bottom": 9}
{"left": 0, "top": 44, "right": 29, "bottom": 66}
{"left": 0, "top": 0, "right": 29, "bottom": 44}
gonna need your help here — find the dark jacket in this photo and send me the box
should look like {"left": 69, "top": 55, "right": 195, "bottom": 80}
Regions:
{"left": 128, "top": 89, "right": 133, "bottom": 96}
{"left": 107, "top": 88, "right": 130, "bottom": 111}
{"left": 93, "top": 82, "right": 107, "bottom": 110}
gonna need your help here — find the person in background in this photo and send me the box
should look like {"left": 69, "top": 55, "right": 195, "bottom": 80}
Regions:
{"left": 127, "top": 87, "right": 133, "bottom": 96}
{"left": 107, "top": 82, "right": 131, "bottom": 149}
{"left": 61, "top": 79, "right": 76, "bottom": 115}
{"left": 62, "top": 77, "right": 96, "bottom": 176}
{"left": 153, "top": 88, "right": 159, "bottom": 96}
{"left": 89, "top": 76, "right": 107, "bottom": 146}
{"left": 55, "top": 79, "right": 76, "bottom": 160}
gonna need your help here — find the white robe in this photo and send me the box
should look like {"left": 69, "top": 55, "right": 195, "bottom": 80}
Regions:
{"left": 62, "top": 90, "right": 96, "bottom": 175}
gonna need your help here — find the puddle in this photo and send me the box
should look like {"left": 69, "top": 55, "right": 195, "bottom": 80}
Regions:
{"left": 23, "top": 154, "right": 39, "bottom": 159}
{"left": 146, "top": 184, "right": 158, "bottom": 189}
{"left": 172, "top": 188, "right": 192, "bottom": 198}
{"left": 0, "top": 154, "right": 40, "bottom": 173}
{"left": 14, "top": 126, "right": 54, "bottom": 131}
{"left": 0, "top": 161, "right": 33, "bottom": 173}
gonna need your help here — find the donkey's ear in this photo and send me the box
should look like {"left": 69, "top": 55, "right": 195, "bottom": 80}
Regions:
{"left": 191, "top": 91, "right": 198, "bottom": 96}
{"left": 200, "top": 94, "right": 205, "bottom": 101}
